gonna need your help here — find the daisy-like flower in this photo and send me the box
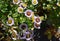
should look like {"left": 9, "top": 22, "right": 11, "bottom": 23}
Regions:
{"left": 13, "top": 0, "right": 20, "bottom": 4}
{"left": 32, "top": 0, "right": 38, "bottom": 5}
{"left": 57, "top": 2, "right": 60, "bottom": 7}
{"left": 19, "top": 23, "right": 28, "bottom": 31}
{"left": 7, "top": 17, "right": 14, "bottom": 26}
{"left": 25, "top": 30, "right": 33, "bottom": 41}
{"left": 18, "top": 7, "right": 24, "bottom": 13}
{"left": 34, "top": 16, "right": 42, "bottom": 24}
{"left": 19, "top": 3, "right": 27, "bottom": 9}
{"left": 19, "top": 32, "right": 26, "bottom": 39}
{"left": 24, "top": 10, "right": 33, "bottom": 18}
{"left": 34, "top": 22, "right": 40, "bottom": 29}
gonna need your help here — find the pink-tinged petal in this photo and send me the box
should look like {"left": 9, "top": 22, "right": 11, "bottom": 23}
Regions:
{"left": 24, "top": 10, "right": 33, "bottom": 18}
{"left": 34, "top": 22, "right": 40, "bottom": 29}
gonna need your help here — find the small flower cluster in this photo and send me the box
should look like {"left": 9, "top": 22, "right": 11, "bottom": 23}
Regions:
{"left": 13, "top": 0, "right": 42, "bottom": 29}
{"left": 6, "top": 0, "right": 42, "bottom": 41}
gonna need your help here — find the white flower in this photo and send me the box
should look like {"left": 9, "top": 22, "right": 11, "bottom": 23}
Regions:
{"left": 24, "top": 10, "right": 33, "bottom": 18}
{"left": 25, "top": 31, "right": 33, "bottom": 41}
{"left": 32, "top": 0, "right": 38, "bottom": 5}
{"left": 13, "top": 0, "right": 20, "bottom": 4}
{"left": 57, "top": 2, "right": 60, "bottom": 7}
{"left": 34, "top": 22, "right": 40, "bottom": 29}
{"left": 34, "top": 16, "right": 42, "bottom": 24}
{"left": 7, "top": 17, "right": 14, "bottom": 26}
{"left": 19, "top": 3, "right": 27, "bottom": 9}
{"left": 18, "top": 7, "right": 24, "bottom": 13}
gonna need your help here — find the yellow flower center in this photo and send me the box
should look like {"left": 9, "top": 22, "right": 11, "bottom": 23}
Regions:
{"left": 8, "top": 20, "right": 12, "bottom": 24}
{"left": 33, "top": 1, "right": 37, "bottom": 4}
{"left": 26, "top": 34, "right": 30, "bottom": 38}
{"left": 14, "top": 0, "right": 18, "bottom": 3}
{"left": 19, "top": 8, "right": 23, "bottom": 12}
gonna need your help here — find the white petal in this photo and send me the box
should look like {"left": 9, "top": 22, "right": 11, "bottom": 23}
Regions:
{"left": 34, "top": 16, "right": 42, "bottom": 24}
{"left": 7, "top": 17, "right": 14, "bottom": 26}
{"left": 18, "top": 7, "right": 23, "bottom": 13}
{"left": 13, "top": 0, "right": 20, "bottom": 4}
{"left": 32, "top": 0, "right": 38, "bottom": 5}
{"left": 12, "top": 38, "right": 17, "bottom": 40}
{"left": 24, "top": 10, "right": 33, "bottom": 18}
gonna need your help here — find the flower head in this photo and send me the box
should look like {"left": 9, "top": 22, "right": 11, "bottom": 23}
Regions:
{"left": 57, "top": 2, "right": 60, "bottom": 7}
{"left": 25, "top": 30, "right": 33, "bottom": 41}
{"left": 24, "top": 10, "right": 33, "bottom": 18}
{"left": 18, "top": 7, "right": 24, "bottom": 13}
{"left": 7, "top": 17, "right": 14, "bottom": 26}
{"left": 34, "top": 22, "right": 40, "bottom": 29}
{"left": 32, "top": 0, "right": 38, "bottom": 5}
{"left": 34, "top": 16, "right": 42, "bottom": 24}
{"left": 13, "top": 0, "right": 20, "bottom": 4}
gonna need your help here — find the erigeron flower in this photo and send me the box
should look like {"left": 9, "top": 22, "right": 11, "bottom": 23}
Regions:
{"left": 57, "top": 2, "right": 60, "bottom": 7}
{"left": 25, "top": 30, "right": 33, "bottom": 41}
{"left": 7, "top": 17, "right": 14, "bottom": 26}
{"left": 32, "top": 0, "right": 38, "bottom": 5}
{"left": 24, "top": 10, "right": 33, "bottom": 18}
{"left": 13, "top": 0, "right": 20, "bottom": 4}
{"left": 34, "top": 16, "right": 42, "bottom": 24}
{"left": 19, "top": 3, "right": 27, "bottom": 9}
{"left": 34, "top": 22, "right": 40, "bottom": 29}
{"left": 18, "top": 7, "right": 24, "bottom": 13}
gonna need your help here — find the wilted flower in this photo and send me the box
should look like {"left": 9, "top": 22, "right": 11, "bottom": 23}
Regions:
{"left": 18, "top": 7, "right": 24, "bottom": 13}
{"left": 24, "top": 10, "right": 33, "bottom": 18}
{"left": 34, "top": 16, "right": 42, "bottom": 24}
{"left": 13, "top": 0, "right": 20, "bottom": 4}
{"left": 34, "top": 22, "right": 40, "bottom": 29}
{"left": 19, "top": 3, "right": 27, "bottom": 9}
{"left": 32, "top": 0, "right": 38, "bottom": 5}
{"left": 19, "top": 23, "right": 28, "bottom": 31}
{"left": 10, "top": 29, "right": 17, "bottom": 40}
{"left": 7, "top": 17, "right": 14, "bottom": 26}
